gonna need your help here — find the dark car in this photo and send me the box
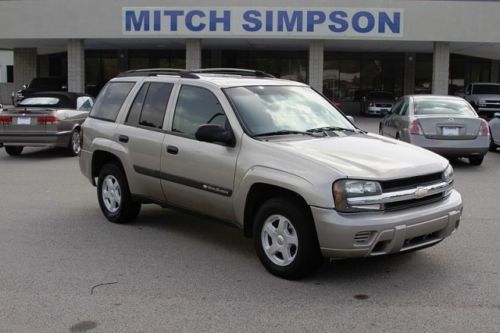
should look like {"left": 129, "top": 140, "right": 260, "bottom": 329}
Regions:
{"left": 12, "top": 77, "right": 67, "bottom": 106}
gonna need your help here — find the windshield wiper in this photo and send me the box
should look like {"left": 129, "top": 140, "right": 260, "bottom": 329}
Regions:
{"left": 254, "top": 130, "right": 318, "bottom": 137}
{"left": 306, "top": 126, "right": 358, "bottom": 133}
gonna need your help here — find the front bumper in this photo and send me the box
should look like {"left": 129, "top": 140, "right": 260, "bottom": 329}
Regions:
{"left": 312, "top": 190, "right": 462, "bottom": 258}
{"left": 0, "top": 131, "right": 71, "bottom": 147}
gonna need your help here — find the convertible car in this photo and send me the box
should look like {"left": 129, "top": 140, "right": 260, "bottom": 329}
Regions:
{"left": 0, "top": 91, "right": 94, "bottom": 156}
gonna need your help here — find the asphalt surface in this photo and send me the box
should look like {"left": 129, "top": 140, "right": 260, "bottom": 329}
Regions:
{"left": 0, "top": 117, "right": 499, "bottom": 333}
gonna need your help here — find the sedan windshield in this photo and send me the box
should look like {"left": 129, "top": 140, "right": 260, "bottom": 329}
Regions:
{"left": 225, "top": 86, "right": 355, "bottom": 136}
{"left": 414, "top": 99, "right": 476, "bottom": 116}
{"left": 19, "top": 97, "right": 60, "bottom": 106}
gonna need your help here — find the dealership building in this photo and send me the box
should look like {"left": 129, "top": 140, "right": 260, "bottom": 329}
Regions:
{"left": 0, "top": 0, "right": 499, "bottom": 111}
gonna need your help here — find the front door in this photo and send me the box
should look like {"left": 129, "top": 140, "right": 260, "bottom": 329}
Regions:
{"left": 161, "top": 84, "right": 240, "bottom": 221}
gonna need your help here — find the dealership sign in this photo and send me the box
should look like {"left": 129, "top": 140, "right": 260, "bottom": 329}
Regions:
{"left": 123, "top": 7, "right": 403, "bottom": 37}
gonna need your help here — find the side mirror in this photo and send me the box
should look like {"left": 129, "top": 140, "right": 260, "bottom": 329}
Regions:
{"left": 346, "top": 115, "right": 355, "bottom": 124}
{"left": 195, "top": 124, "right": 234, "bottom": 146}
{"left": 22, "top": 84, "right": 28, "bottom": 89}
{"left": 494, "top": 112, "right": 500, "bottom": 119}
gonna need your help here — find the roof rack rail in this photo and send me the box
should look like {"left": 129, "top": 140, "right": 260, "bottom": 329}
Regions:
{"left": 187, "top": 68, "right": 275, "bottom": 78}
{"left": 117, "top": 68, "right": 199, "bottom": 79}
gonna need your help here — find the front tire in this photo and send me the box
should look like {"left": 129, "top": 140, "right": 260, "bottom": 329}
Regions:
{"left": 469, "top": 155, "right": 484, "bottom": 166}
{"left": 253, "top": 197, "right": 323, "bottom": 280}
{"left": 5, "top": 146, "right": 23, "bottom": 156}
{"left": 97, "top": 163, "right": 141, "bottom": 223}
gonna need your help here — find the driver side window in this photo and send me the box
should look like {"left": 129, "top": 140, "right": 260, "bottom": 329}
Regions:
{"left": 172, "top": 85, "right": 227, "bottom": 138}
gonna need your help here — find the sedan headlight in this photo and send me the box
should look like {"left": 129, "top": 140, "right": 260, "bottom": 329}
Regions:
{"left": 333, "top": 179, "right": 383, "bottom": 212}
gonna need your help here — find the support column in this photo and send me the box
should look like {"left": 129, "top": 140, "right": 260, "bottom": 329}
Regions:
{"left": 186, "top": 39, "right": 202, "bottom": 70}
{"left": 67, "top": 39, "right": 85, "bottom": 93}
{"left": 13, "top": 48, "right": 37, "bottom": 91}
{"left": 404, "top": 53, "right": 416, "bottom": 95}
{"left": 432, "top": 42, "right": 450, "bottom": 95}
{"left": 308, "top": 40, "right": 324, "bottom": 92}
{"left": 491, "top": 60, "right": 499, "bottom": 83}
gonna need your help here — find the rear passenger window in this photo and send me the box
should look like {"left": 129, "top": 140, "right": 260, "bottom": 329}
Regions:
{"left": 126, "top": 83, "right": 149, "bottom": 126}
{"left": 172, "top": 85, "right": 227, "bottom": 138}
{"left": 90, "top": 82, "right": 135, "bottom": 121}
{"left": 139, "top": 83, "right": 173, "bottom": 129}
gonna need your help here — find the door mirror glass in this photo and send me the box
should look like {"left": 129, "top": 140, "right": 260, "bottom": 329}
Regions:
{"left": 195, "top": 124, "right": 234, "bottom": 146}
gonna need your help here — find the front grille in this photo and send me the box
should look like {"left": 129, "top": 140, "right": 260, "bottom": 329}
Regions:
{"left": 384, "top": 193, "right": 444, "bottom": 211}
{"left": 380, "top": 172, "right": 443, "bottom": 192}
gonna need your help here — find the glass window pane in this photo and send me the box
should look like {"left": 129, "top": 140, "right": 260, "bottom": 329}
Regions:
{"left": 126, "top": 83, "right": 149, "bottom": 126}
{"left": 139, "top": 83, "right": 173, "bottom": 129}
{"left": 172, "top": 86, "right": 226, "bottom": 137}
{"left": 339, "top": 59, "right": 361, "bottom": 101}
{"left": 90, "top": 82, "right": 135, "bottom": 121}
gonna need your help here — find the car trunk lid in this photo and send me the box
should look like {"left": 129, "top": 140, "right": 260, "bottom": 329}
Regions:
{"left": 0, "top": 108, "right": 58, "bottom": 133}
{"left": 417, "top": 115, "right": 482, "bottom": 140}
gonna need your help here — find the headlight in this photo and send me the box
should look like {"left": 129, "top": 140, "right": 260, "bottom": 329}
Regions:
{"left": 333, "top": 179, "right": 383, "bottom": 212}
{"left": 442, "top": 164, "right": 454, "bottom": 184}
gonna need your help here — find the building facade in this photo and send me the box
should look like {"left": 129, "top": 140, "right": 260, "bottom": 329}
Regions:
{"left": 0, "top": 0, "right": 499, "bottom": 111}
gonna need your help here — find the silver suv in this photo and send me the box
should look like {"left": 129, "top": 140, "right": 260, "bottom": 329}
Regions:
{"left": 80, "top": 68, "right": 463, "bottom": 279}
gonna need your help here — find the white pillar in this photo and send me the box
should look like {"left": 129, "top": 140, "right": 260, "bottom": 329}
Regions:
{"left": 186, "top": 39, "right": 202, "bottom": 70}
{"left": 13, "top": 48, "right": 37, "bottom": 91}
{"left": 432, "top": 42, "right": 450, "bottom": 95}
{"left": 67, "top": 39, "right": 85, "bottom": 93}
{"left": 308, "top": 40, "right": 324, "bottom": 92}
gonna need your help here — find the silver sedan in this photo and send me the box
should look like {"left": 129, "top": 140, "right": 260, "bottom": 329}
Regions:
{"left": 379, "top": 95, "right": 490, "bottom": 165}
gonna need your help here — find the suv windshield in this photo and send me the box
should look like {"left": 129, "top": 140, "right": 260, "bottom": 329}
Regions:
{"left": 472, "top": 84, "right": 500, "bottom": 95}
{"left": 225, "top": 86, "right": 354, "bottom": 136}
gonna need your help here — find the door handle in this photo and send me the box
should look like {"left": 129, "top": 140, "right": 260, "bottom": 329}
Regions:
{"left": 167, "top": 145, "right": 179, "bottom": 155}
{"left": 118, "top": 135, "right": 129, "bottom": 143}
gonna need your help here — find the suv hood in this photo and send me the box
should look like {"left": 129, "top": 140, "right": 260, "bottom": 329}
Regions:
{"left": 273, "top": 133, "right": 448, "bottom": 180}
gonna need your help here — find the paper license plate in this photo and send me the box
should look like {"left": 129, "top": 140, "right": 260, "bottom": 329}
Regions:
{"left": 442, "top": 127, "right": 459, "bottom": 136}
{"left": 17, "top": 117, "right": 31, "bottom": 125}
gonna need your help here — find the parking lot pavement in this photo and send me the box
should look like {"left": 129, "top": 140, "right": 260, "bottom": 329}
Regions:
{"left": 0, "top": 116, "right": 499, "bottom": 332}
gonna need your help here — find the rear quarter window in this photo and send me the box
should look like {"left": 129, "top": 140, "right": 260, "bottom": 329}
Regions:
{"left": 90, "top": 82, "right": 135, "bottom": 121}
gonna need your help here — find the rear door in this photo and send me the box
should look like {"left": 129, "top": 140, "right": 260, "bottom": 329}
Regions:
{"left": 160, "top": 84, "right": 240, "bottom": 221}
{"left": 115, "top": 81, "right": 174, "bottom": 202}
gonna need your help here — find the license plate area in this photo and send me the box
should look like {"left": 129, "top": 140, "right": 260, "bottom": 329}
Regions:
{"left": 442, "top": 127, "right": 459, "bottom": 136}
{"left": 17, "top": 117, "right": 31, "bottom": 125}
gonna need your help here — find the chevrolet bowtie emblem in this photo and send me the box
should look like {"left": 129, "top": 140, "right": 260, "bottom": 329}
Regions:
{"left": 415, "top": 187, "right": 429, "bottom": 198}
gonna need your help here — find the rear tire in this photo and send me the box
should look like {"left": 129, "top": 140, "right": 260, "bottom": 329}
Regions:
{"left": 469, "top": 155, "right": 484, "bottom": 166}
{"left": 97, "top": 163, "right": 141, "bottom": 223}
{"left": 65, "top": 129, "right": 81, "bottom": 156}
{"left": 253, "top": 197, "right": 323, "bottom": 280}
{"left": 5, "top": 146, "right": 23, "bottom": 156}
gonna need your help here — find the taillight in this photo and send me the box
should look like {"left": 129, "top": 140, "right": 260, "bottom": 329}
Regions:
{"left": 479, "top": 119, "right": 489, "bottom": 136}
{"left": 409, "top": 119, "right": 423, "bottom": 135}
{"left": 37, "top": 115, "right": 60, "bottom": 124}
{"left": 0, "top": 116, "right": 12, "bottom": 123}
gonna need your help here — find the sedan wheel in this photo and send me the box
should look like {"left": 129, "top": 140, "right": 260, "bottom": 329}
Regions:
{"left": 66, "top": 129, "right": 81, "bottom": 156}
{"left": 5, "top": 146, "right": 23, "bottom": 156}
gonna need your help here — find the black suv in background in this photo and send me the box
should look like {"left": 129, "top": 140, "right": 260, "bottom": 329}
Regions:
{"left": 12, "top": 77, "right": 67, "bottom": 105}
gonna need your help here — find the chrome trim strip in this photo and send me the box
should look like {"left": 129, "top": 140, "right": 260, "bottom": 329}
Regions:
{"left": 347, "top": 181, "right": 452, "bottom": 206}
